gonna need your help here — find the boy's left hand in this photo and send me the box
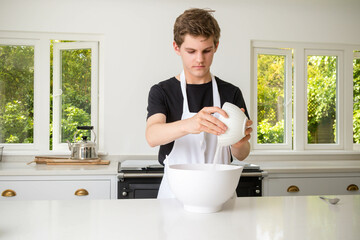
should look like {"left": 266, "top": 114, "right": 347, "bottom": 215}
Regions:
{"left": 231, "top": 108, "right": 253, "bottom": 149}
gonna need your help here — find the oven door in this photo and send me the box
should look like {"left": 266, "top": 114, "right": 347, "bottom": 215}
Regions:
{"left": 236, "top": 175, "right": 262, "bottom": 197}
{"left": 118, "top": 172, "right": 264, "bottom": 199}
{"left": 118, "top": 177, "right": 162, "bottom": 199}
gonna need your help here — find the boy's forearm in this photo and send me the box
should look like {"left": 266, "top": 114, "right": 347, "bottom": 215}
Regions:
{"left": 231, "top": 141, "right": 250, "bottom": 161}
{"left": 146, "top": 119, "right": 190, "bottom": 147}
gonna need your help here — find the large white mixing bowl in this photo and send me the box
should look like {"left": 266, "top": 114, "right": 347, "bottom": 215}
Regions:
{"left": 168, "top": 163, "right": 243, "bottom": 213}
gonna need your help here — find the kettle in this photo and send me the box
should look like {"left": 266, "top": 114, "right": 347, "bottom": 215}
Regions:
{"left": 68, "top": 126, "right": 98, "bottom": 160}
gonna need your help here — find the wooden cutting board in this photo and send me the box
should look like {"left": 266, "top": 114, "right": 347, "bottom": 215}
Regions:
{"left": 28, "top": 156, "right": 110, "bottom": 165}
{"left": 46, "top": 160, "right": 110, "bottom": 165}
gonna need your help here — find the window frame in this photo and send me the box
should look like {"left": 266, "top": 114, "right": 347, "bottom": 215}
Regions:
{"left": 0, "top": 38, "right": 49, "bottom": 152}
{"left": 353, "top": 52, "right": 360, "bottom": 151}
{"left": 252, "top": 41, "right": 356, "bottom": 152}
{"left": 304, "top": 49, "right": 344, "bottom": 150}
{"left": 252, "top": 47, "right": 293, "bottom": 150}
{"left": 52, "top": 41, "right": 99, "bottom": 152}
{"left": 0, "top": 31, "right": 104, "bottom": 155}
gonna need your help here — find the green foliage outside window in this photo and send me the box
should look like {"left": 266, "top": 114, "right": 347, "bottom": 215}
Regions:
{"left": 307, "top": 55, "right": 337, "bottom": 144}
{"left": 0, "top": 45, "right": 34, "bottom": 143}
{"left": 57, "top": 46, "right": 91, "bottom": 144}
{"left": 257, "top": 52, "right": 360, "bottom": 144}
{"left": 257, "top": 54, "right": 285, "bottom": 144}
{"left": 257, "top": 119, "right": 285, "bottom": 144}
{"left": 354, "top": 57, "right": 360, "bottom": 143}
{"left": 0, "top": 42, "right": 91, "bottom": 148}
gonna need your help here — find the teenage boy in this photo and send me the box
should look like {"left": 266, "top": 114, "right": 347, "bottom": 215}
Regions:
{"left": 146, "top": 8, "right": 253, "bottom": 198}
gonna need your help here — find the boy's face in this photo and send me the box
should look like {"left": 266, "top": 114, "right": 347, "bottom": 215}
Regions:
{"left": 174, "top": 34, "right": 218, "bottom": 83}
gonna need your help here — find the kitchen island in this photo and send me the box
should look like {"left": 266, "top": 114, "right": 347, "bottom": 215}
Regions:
{"left": 0, "top": 195, "right": 359, "bottom": 240}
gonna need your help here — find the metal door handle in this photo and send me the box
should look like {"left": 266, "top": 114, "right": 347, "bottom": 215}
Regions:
{"left": 287, "top": 185, "right": 300, "bottom": 193}
{"left": 1, "top": 189, "right": 17, "bottom": 197}
{"left": 75, "top": 188, "right": 89, "bottom": 196}
{"left": 347, "top": 184, "right": 359, "bottom": 191}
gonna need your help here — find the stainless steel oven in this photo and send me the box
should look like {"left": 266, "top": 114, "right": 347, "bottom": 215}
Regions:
{"left": 118, "top": 160, "right": 267, "bottom": 199}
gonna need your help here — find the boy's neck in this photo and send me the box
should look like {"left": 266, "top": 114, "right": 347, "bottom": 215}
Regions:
{"left": 176, "top": 71, "right": 212, "bottom": 84}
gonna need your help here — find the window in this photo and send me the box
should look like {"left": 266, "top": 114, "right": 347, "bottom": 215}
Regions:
{"left": 354, "top": 51, "right": 360, "bottom": 148}
{"left": 0, "top": 32, "right": 101, "bottom": 154}
{"left": 305, "top": 50, "right": 343, "bottom": 150}
{"left": 252, "top": 41, "right": 352, "bottom": 151}
{"left": 0, "top": 41, "right": 34, "bottom": 144}
{"left": 253, "top": 48, "right": 292, "bottom": 150}
{"left": 52, "top": 41, "right": 98, "bottom": 151}
{"left": 0, "top": 39, "right": 44, "bottom": 151}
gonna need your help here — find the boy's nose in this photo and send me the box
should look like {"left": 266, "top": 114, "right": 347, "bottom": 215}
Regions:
{"left": 196, "top": 53, "right": 204, "bottom": 63}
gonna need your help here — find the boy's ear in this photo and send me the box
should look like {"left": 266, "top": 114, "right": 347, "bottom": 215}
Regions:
{"left": 173, "top": 41, "right": 181, "bottom": 55}
{"left": 214, "top": 42, "right": 219, "bottom": 52}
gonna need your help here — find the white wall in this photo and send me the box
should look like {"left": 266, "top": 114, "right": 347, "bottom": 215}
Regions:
{"left": 0, "top": 0, "right": 359, "bottom": 156}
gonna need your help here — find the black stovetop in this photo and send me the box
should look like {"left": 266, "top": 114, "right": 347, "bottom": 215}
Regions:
{"left": 118, "top": 160, "right": 261, "bottom": 173}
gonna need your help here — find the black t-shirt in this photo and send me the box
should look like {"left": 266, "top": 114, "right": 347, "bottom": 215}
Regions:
{"left": 147, "top": 76, "right": 249, "bottom": 165}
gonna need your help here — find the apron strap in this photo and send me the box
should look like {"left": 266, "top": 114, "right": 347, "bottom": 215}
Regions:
{"left": 180, "top": 71, "right": 221, "bottom": 113}
{"left": 180, "top": 71, "right": 189, "bottom": 114}
{"left": 210, "top": 73, "right": 221, "bottom": 108}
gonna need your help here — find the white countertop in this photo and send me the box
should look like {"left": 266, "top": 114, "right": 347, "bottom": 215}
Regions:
{"left": 0, "top": 195, "right": 359, "bottom": 240}
{"left": 1, "top": 158, "right": 360, "bottom": 176}
{"left": 0, "top": 160, "right": 119, "bottom": 176}
{"left": 250, "top": 160, "right": 360, "bottom": 174}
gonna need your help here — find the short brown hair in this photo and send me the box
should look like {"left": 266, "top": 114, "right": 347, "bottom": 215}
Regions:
{"left": 173, "top": 8, "right": 221, "bottom": 47}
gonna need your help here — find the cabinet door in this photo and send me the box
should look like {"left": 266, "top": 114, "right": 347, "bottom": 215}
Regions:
{"left": 267, "top": 177, "right": 360, "bottom": 196}
{"left": 0, "top": 180, "right": 111, "bottom": 200}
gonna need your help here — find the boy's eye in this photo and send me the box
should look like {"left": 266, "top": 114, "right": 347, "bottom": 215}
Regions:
{"left": 185, "top": 49, "right": 212, "bottom": 54}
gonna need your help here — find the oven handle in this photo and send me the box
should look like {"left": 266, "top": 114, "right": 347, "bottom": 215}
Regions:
{"left": 118, "top": 173, "right": 164, "bottom": 179}
{"left": 242, "top": 171, "right": 268, "bottom": 178}
{"left": 118, "top": 171, "right": 268, "bottom": 179}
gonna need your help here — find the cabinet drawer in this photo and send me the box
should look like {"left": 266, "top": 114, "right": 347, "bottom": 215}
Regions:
{"left": 268, "top": 177, "right": 360, "bottom": 196}
{"left": 0, "top": 180, "right": 111, "bottom": 200}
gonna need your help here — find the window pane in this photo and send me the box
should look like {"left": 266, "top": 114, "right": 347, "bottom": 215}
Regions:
{"left": 60, "top": 48, "right": 91, "bottom": 143}
{"left": 307, "top": 55, "right": 337, "bottom": 144}
{"left": 257, "top": 54, "right": 286, "bottom": 144}
{"left": 0, "top": 45, "right": 34, "bottom": 143}
{"left": 354, "top": 55, "right": 360, "bottom": 143}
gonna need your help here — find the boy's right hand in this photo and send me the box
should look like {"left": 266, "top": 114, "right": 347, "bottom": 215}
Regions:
{"left": 185, "top": 107, "right": 228, "bottom": 135}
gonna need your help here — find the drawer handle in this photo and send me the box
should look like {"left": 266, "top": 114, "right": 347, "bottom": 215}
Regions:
{"left": 287, "top": 185, "right": 300, "bottom": 193}
{"left": 347, "top": 184, "right": 359, "bottom": 192}
{"left": 1, "top": 189, "right": 17, "bottom": 197}
{"left": 75, "top": 189, "right": 89, "bottom": 196}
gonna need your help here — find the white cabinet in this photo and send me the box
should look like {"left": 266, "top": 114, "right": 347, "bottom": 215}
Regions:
{"left": 264, "top": 173, "right": 360, "bottom": 196}
{"left": 0, "top": 175, "right": 117, "bottom": 200}
{"left": 0, "top": 160, "right": 118, "bottom": 200}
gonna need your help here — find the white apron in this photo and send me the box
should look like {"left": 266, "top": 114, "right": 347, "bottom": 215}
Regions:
{"left": 157, "top": 71, "right": 231, "bottom": 199}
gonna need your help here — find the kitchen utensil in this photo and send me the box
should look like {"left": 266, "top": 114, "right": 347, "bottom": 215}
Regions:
{"left": 167, "top": 163, "right": 243, "bottom": 213}
{"left": 217, "top": 102, "right": 248, "bottom": 146}
{"left": 68, "top": 126, "right": 98, "bottom": 160}
{"left": 319, "top": 196, "right": 340, "bottom": 205}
